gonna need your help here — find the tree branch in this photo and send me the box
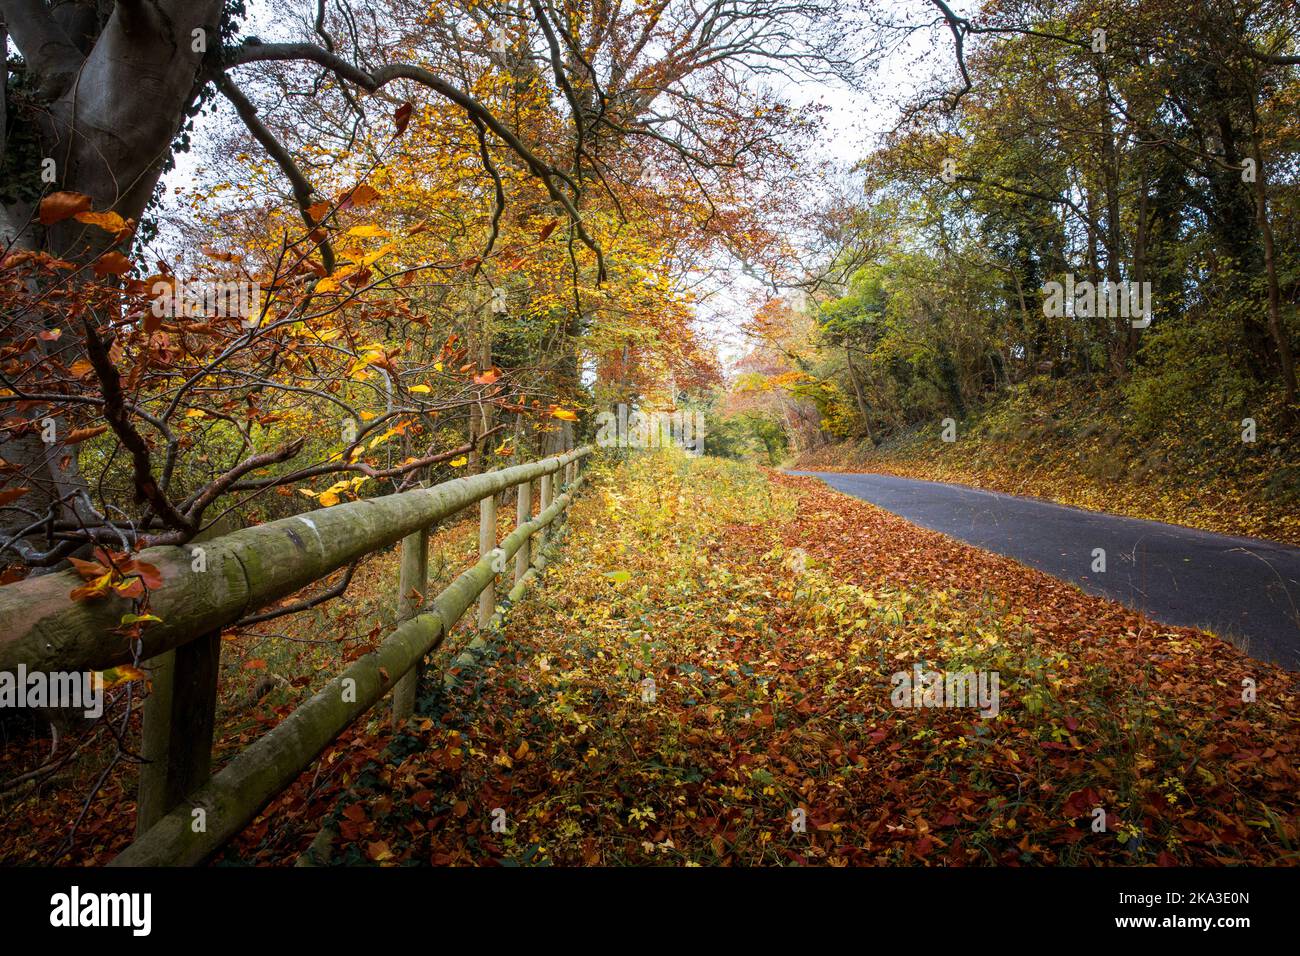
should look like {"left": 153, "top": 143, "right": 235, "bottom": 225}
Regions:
{"left": 222, "top": 40, "right": 607, "bottom": 281}
{"left": 0, "top": 0, "right": 83, "bottom": 96}
{"left": 216, "top": 73, "right": 336, "bottom": 273}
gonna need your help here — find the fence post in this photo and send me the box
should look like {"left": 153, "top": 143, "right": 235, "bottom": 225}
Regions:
{"left": 390, "top": 525, "right": 429, "bottom": 725}
{"left": 478, "top": 491, "right": 497, "bottom": 629}
{"left": 514, "top": 480, "right": 532, "bottom": 586}
{"left": 136, "top": 629, "right": 221, "bottom": 837}
{"left": 537, "top": 471, "right": 553, "bottom": 550}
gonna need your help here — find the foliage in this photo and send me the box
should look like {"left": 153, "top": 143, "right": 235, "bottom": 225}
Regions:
{"left": 167, "top": 454, "right": 1300, "bottom": 865}
{"left": 797, "top": 377, "right": 1300, "bottom": 545}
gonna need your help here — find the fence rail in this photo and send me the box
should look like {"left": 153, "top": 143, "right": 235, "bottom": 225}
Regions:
{"left": 0, "top": 446, "right": 592, "bottom": 865}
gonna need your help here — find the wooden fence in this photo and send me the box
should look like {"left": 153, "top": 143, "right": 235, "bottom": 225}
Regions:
{"left": 0, "top": 447, "right": 592, "bottom": 865}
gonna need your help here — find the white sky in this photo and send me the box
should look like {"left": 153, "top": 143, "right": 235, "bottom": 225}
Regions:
{"left": 704, "top": 2, "right": 958, "bottom": 367}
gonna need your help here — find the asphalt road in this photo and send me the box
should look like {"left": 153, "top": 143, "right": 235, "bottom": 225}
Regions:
{"left": 789, "top": 470, "right": 1300, "bottom": 670}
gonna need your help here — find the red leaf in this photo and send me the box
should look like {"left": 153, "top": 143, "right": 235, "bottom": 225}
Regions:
{"left": 132, "top": 561, "right": 163, "bottom": 590}
{"left": 0, "top": 487, "right": 30, "bottom": 507}
{"left": 393, "top": 102, "right": 414, "bottom": 135}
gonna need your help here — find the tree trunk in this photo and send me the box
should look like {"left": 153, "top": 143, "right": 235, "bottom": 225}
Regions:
{"left": 1248, "top": 111, "right": 1297, "bottom": 406}
{"left": 843, "top": 348, "right": 875, "bottom": 445}
{"left": 1, "top": 1, "right": 224, "bottom": 542}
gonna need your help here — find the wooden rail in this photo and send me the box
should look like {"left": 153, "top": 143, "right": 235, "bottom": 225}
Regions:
{"left": 0, "top": 447, "right": 592, "bottom": 865}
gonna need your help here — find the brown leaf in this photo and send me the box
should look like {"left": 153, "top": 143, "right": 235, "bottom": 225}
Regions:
{"left": 393, "top": 102, "right": 414, "bottom": 135}
{"left": 0, "top": 486, "right": 31, "bottom": 507}
{"left": 63, "top": 424, "right": 109, "bottom": 445}
{"left": 38, "top": 191, "right": 92, "bottom": 225}
{"left": 92, "top": 251, "right": 133, "bottom": 276}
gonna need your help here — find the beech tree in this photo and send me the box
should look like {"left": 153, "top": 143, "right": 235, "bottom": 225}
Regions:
{"left": 0, "top": 0, "right": 866, "bottom": 571}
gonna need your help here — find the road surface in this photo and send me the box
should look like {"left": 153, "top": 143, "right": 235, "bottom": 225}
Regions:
{"left": 789, "top": 470, "right": 1300, "bottom": 670}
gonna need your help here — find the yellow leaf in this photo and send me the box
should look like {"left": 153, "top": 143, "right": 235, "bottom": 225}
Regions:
{"left": 360, "top": 243, "right": 396, "bottom": 267}
{"left": 74, "top": 210, "right": 128, "bottom": 235}
{"left": 98, "top": 665, "right": 147, "bottom": 690}
{"left": 409, "top": 384, "right": 430, "bottom": 394}
{"left": 346, "top": 225, "right": 390, "bottom": 238}
{"left": 449, "top": 456, "right": 468, "bottom": 467}
{"left": 315, "top": 269, "right": 354, "bottom": 293}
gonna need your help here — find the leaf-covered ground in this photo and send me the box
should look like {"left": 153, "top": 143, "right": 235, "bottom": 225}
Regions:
{"left": 0, "top": 512, "right": 489, "bottom": 864}
{"left": 220, "top": 452, "right": 1299, "bottom": 866}
{"left": 794, "top": 380, "right": 1300, "bottom": 546}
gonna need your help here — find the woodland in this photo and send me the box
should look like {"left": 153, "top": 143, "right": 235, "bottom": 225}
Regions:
{"left": 0, "top": 0, "right": 1297, "bottom": 870}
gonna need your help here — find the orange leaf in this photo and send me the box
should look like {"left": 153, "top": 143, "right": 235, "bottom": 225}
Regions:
{"left": 0, "top": 487, "right": 30, "bottom": 507}
{"left": 70, "top": 572, "right": 114, "bottom": 602}
{"left": 92, "top": 251, "right": 133, "bottom": 276}
{"left": 337, "top": 184, "right": 380, "bottom": 210}
{"left": 200, "top": 245, "right": 242, "bottom": 264}
{"left": 113, "top": 576, "right": 145, "bottom": 599}
{"left": 67, "top": 555, "right": 109, "bottom": 580}
{"left": 39, "top": 191, "right": 92, "bottom": 225}
{"left": 131, "top": 560, "right": 163, "bottom": 590}
{"left": 63, "top": 424, "right": 109, "bottom": 445}
{"left": 74, "top": 209, "right": 130, "bottom": 241}
{"left": 473, "top": 368, "right": 500, "bottom": 385}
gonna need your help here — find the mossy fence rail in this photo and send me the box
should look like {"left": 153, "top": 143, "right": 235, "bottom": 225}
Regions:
{"left": 0, "top": 447, "right": 592, "bottom": 865}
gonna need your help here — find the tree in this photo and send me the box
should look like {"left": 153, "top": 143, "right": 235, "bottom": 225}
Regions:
{"left": 1, "top": 0, "right": 861, "bottom": 571}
